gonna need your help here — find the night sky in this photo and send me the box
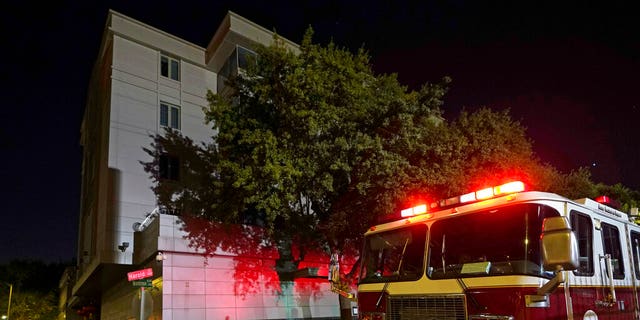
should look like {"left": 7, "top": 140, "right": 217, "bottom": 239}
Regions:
{"left": 1, "top": 1, "right": 638, "bottom": 263}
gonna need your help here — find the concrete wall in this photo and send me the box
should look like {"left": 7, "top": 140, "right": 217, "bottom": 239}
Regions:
{"left": 158, "top": 216, "right": 340, "bottom": 320}
{"left": 105, "top": 32, "right": 215, "bottom": 264}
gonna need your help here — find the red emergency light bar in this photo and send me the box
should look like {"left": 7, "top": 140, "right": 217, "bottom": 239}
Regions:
{"left": 399, "top": 181, "right": 525, "bottom": 218}
{"left": 401, "top": 204, "right": 427, "bottom": 218}
{"left": 594, "top": 195, "right": 621, "bottom": 209}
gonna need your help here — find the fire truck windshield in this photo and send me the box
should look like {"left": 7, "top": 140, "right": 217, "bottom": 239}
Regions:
{"left": 429, "top": 203, "right": 559, "bottom": 279}
{"left": 359, "top": 203, "right": 560, "bottom": 284}
{"left": 360, "top": 224, "right": 428, "bottom": 283}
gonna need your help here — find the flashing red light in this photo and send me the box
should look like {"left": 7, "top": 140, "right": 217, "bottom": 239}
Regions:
{"left": 460, "top": 192, "right": 476, "bottom": 203}
{"left": 595, "top": 195, "right": 621, "bottom": 209}
{"left": 398, "top": 181, "right": 525, "bottom": 218}
{"left": 414, "top": 204, "right": 427, "bottom": 214}
{"left": 494, "top": 181, "right": 525, "bottom": 195}
{"left": 477, "top": 181, "right": 525, "bottom": 200}
{"left": 400, "top": 208, "right": 413, "bottom": 217}
{"left": 441, "top": 196, "right": 460, "bottom": 207}
{"left": 476, "top": 187, "right": 494, "bottom": 200}
{"left": 401, "top": 204, "right": 427, "bottom": 217}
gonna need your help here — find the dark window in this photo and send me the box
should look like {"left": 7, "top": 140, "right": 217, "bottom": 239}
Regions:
{"left": 237, "top": 46, "right": 256, "bottom": 70}
{"left": 161, "top": 56, "right": 169, "bottom": 77}
{"left": 159, "top": 154, "right": 179, "bottom": 181}
{"left": 160, "top": 55, "right": 180, "bottom": 81}
{"left": 160, "top": 102, "right": 180, "bottom": 130}
{"left": 631, "top": 231, "right": 640, "bottom": 279}
{"left": 217, "top": 45, "right": 256, "bottom": 94}
{"left": 170, "top": 59, "right": 179, "bottom": 81}
{"left": 160, "top": 104, "right": 168, "bottom": 125}
{"left": 570, "top": 211, "right": 594, "bottom": 276}
{"left": 601, "top": 222, "right": 624, "bottom": 279}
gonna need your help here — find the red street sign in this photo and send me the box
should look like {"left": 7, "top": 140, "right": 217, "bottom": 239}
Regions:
{"left": 127, "top": 268, "right": 153, "bottom": 281}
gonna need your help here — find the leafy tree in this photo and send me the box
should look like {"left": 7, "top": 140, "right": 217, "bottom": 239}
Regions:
{"left": 595, "top": 182, "right": 640, "bottom": 213}
{"left": 143, "top": 28, "right": 639, "bottom": 298}
{"left": 2, "top": 291, "right": 57, "bottom": 320}
{"left": 143, "top": 29, "right": 450, "bottom": 288}
{"left": 0, "top": 260, "right": 67, "bottom": 320}
{"left": 545, "top": 166, "right": 598, "bottom": 199}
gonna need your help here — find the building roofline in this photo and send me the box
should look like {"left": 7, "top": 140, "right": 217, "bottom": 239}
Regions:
{"left": 206, "top": 10, "right": 299, "bottom": 65}
{"left": 207, "top": 10, "right": 298, "bottom": 53}
{"left": 108, "top": 9, "right": 205, "bottom": 51}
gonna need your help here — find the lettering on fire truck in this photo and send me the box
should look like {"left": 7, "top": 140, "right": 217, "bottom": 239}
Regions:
{"left": 354, "top": 181, "right": 640, "bottom": 320}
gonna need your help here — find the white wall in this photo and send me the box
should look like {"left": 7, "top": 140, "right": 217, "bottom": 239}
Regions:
{"left": 106, "top": 34, "right": 215, "bottom": 264}
{"left": 158, "top": 215, "right": 340, "bottom": 320}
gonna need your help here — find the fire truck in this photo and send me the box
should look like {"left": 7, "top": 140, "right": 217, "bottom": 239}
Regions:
{"left": 355, "top": 181, "right": 640, "bottom": 319}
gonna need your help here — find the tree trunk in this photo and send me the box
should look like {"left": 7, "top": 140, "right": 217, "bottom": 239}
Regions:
{"left": 275, "top": 236, "right": 298, "bottom": 281}
{"left": 274, "top": 236, "right": 299, "bottom": 319}
{"left": 339, "top": 295, "right": 354, "bottom": 320}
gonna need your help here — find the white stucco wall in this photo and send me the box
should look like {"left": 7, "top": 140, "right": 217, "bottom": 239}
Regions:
{"left": 158, "top": 216, "right": 340, "bottom": 320}
{"left": 106, "top": 34, "right": 215, "bottom": 264}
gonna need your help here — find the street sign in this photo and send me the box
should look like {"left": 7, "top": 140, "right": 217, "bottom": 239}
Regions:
{"left": 127, "top": 268, "right": 153, "bottom": 281}
{"left": 132, "top": 279, "right": 153, "bottom": 287}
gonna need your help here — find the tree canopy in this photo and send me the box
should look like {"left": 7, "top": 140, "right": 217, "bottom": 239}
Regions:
{"left": 145, "top": 29, "right": 451, "bottom": 257}
{"left": 143, "top": 29, "right": 640, "bottom": 278}
{"left": 0, "top": 260, "right": 66, "bottom": 320}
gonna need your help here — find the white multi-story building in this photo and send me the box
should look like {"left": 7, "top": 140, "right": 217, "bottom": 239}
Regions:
{"left": 61, "top": 9, "right": 340, "bottom": 320}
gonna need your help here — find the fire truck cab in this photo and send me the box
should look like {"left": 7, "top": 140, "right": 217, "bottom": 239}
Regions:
{"left": 356, "top": 182, "right": 640, "bottom": 320}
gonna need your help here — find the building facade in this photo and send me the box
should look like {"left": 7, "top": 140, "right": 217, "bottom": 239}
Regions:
{"left": 61, "top": 10, "right": 339, "bottom": 320}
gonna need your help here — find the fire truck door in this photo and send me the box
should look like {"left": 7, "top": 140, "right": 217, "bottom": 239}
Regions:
{"left": 593, "top": 218, "right": 638, "bottom": 317}
{"left": 625, "top": 225, "right": 640, "bottom": 317}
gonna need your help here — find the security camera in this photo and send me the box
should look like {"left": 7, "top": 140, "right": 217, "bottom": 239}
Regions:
{"left": 118, "top": 242, "right": 129, "bottom": 252}
{"left": 133, "top": 207, "right": 161, "bottom": 232}
{"left": 156, "top": 252, "right": 166, "bottom": 262}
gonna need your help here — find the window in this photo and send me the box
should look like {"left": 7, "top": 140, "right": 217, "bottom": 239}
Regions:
{"left": 236, "top": 46, "right": 256, "bottom": 70}
{"left": 161, "top": 55, "right": 180, "bottom": 81}
{"left": 159, "top": 154, "right": 179, "bottom": 181}
{"left": 160, "top": 102, "right": 180, "bottom": 130}
{"left": 217, "top": 45, "right": 257, "bottom": 94}
{"left": 631, "top": 231, "right": 640, "bottom": 279}
{"left": 360, "top": 224, "right": 427, "bottom": 283}
{"left": 601, "top": 222, "right": 624, "bottom": 279}
{"left": 570, "top": 211, "right": 594, "bottom": 276}
{"left": 219, "top": 45, "right": 256, "bottom": 79}
{"left": 426, "top": 204, "right": 558, "bottom": 280}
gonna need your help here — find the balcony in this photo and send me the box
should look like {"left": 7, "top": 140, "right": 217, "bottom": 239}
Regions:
{"left": 217, "top": 45, "right": 256, "bottom": 96}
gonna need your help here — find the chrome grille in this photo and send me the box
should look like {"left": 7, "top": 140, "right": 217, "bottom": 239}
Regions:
{"left": 387, "top": 294, "right": 467, "bottom": 320}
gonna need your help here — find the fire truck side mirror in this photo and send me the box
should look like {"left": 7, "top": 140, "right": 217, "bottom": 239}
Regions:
{"left": 540, "top": 216, "right": 579, "bottom": 271}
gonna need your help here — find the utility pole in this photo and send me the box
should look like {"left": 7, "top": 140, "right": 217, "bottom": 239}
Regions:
{"left": 2, "top": 283, "right": 11, "bottom": 320}
{"left": 6, "top": 284, "right": 11, "bottom": 320}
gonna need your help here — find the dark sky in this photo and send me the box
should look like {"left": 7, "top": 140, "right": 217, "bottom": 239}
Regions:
{"left": 1, "top": 1, "right": 638, "bottom": 263}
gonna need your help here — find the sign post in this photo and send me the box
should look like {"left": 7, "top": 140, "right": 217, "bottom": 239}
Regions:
{"left": 140, "top": 287, "right": 146, "bottom": 320}
{"left": 127, "top": 268, "right": 153, "bottom": 320}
